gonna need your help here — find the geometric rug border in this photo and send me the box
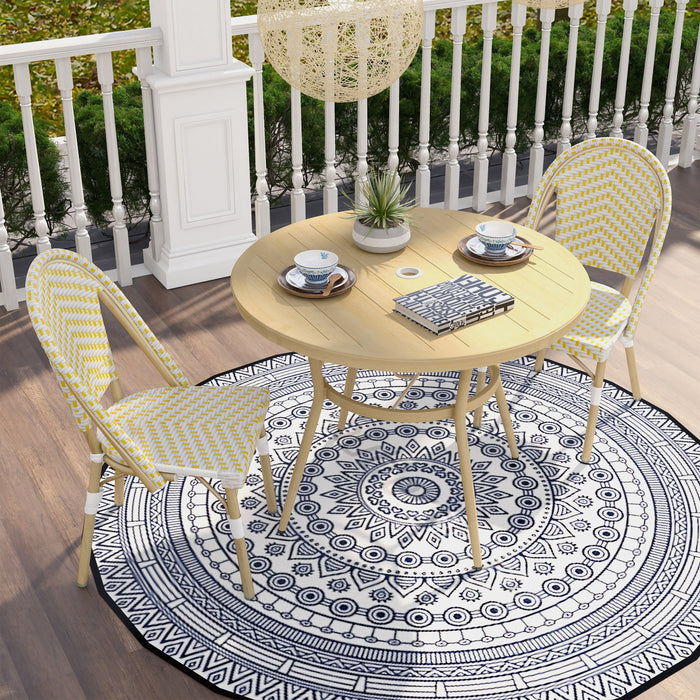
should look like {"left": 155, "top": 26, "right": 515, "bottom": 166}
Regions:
{"left": 89, "top": 350, "right": 700, "bottom": 700}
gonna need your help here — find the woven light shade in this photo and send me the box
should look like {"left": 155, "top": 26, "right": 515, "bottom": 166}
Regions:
{"left": 513, "top": 0, "right": 585, "bottom": 8}
{"left": 257, "top": 0, "right": 424, "bottom": 103}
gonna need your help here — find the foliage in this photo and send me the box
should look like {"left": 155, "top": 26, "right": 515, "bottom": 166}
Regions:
{"left": 346, "top": 170, "right": 415, "bottom": 231}
{"left": 73, "top": 81, "right": 149, "bottom": 231}
{"left": 0, "top": 101, "right": 70, "bottom": 251}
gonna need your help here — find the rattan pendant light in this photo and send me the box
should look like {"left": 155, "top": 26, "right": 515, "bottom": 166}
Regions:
{"left": 257, "top": 0, "right": 424, "bottom": 103}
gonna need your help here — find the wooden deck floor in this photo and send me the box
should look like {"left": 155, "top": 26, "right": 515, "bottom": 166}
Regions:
{"left": 0, "top": 159, "right": 698, "bottom": 699}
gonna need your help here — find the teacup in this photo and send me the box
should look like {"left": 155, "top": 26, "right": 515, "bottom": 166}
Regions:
{"left": 294, "top": 249, "right": 339, "bottom": 287}
{"left": 475, "top": 221, "right": 517, "bottom": 255}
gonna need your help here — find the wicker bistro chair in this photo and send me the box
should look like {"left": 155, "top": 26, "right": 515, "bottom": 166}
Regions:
{"left": 526, "top": 137, "right": 672, "bottom": 462}
{"left": 26, "top": 249, "right": 275, "bottom": 599}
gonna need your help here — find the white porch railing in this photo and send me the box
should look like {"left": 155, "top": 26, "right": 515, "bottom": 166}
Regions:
{"left": 0, "top": 0, "right": 699, "bottom": 312}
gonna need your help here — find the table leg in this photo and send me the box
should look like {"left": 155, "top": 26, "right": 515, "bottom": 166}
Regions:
{"left": 454, "top": 370, "right": 483, "bottom": 569}
{"left": 494, "top": 373, "right": 519, "bottom": 459}
{"left": 279, "top": 358, "right": 326, "bottom": 532}
{"left": 472, "top": 367, "right": 487, "bottom": 427}
{"left": 337, "top": 367, "right": 358, "bottom": 430}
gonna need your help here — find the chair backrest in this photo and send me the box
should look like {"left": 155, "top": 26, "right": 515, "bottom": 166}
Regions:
{"left": 26, "top": 249, "right": 190, "bottom": 490}
{"left": 526, "top": 137, "right": 672, "bottom": 340}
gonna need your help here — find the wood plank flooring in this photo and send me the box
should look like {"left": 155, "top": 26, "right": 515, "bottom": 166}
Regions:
{"left": 0, "top": 159, "right": 698, "bottom": 699}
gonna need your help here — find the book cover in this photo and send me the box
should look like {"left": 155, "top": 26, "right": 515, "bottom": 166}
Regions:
{"left": 393, "top": 274, "right": 514, "bottom": 335}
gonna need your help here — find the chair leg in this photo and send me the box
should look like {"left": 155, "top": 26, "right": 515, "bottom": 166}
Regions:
{"left": 224, "top": 487, "right": 254, "bottom": 599}
{"left": 257, "top": 426, "right": 277, "bottom": 514}
{"left": 582, "top": 360, "right": 607, "bottom": 463}
{"left": 534, "top": 348, "right": 547, "bottom": 372}
{"left": 78, "top": 459, "right": 104, "bottom": 587}
{"left": 624, "top": 343, "right": 642, "bottom": 400}
{"left": 494, "top": 376, "right": 519, "bottom": 459}
{"left": 472, "top": 367, "right": 487, "bottom": 428}
{"left": 114, "top": 474, "right": 125, "bottom": 506}
{"left": 337, "top": 367, "right": 357, "bottom": 430}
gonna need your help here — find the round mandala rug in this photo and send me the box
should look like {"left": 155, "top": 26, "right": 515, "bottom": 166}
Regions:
{"left": 91, "top": 354, "right": 700, "bottom": 700}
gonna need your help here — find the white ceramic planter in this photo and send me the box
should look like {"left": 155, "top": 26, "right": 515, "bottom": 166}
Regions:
{"left": 351, "top": 220, "right": 411, "bottom": 253}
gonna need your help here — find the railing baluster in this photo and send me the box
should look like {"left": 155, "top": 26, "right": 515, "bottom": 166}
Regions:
{"left": 473, "top": 2, "right": 497, "bottom": 212}
{"left": 416, "top": 9, "right": 436, "bottom": 207}
{"left": 324, "top": 102, "right": 338, "bottom": 214}
{"left": 527, "top": 8, "right": 555, "bottom": 199}
{"left": 135, "top": 47, "right": 164, "bottom": 260}
{"left": 557, "top": 3, "right": 584, "bottom": 154}
{"left": 679, "top": 23, "right": 700, "bottom": 168}
{"left": 445, "top": 4, "right": 467, "bottom": 210}
{"left": 500, "top": 3, "right": 526, "bottom": 207}
{"left": 634, "top": 0, "right": 663, "bottom": 148}
{"left": 388, "top": 80, "right": 400, "bottom": 174}
{"left": 290, "top": 87, "right": 306, "bottom": 222}
{"left": 356, "top": 99, "right": 369, "bottom": 204}
{"left": 0, "top": 190, "right": 18, "bottom": 311}
{"left": 248, "top": 31, "right": 271, "bottom": 236}
{"left": 586, "top": 0, "right": 612, "bottom": 139}
{"left": 95, "top": 52, "right": 131, "bottom": 285}
{"left": 12, "top": 63, "right": 51, "bottom": 254}
{"left": 55, "top": 56, "right": 91, "bottom": 260}
{"left": 610, "top": 0, "right": 638, "bottom": 138}
{"left": 657, "top": 0, "right": 689, "bottom": 168}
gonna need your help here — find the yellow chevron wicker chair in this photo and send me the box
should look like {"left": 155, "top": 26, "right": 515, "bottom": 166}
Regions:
{"left": 527, "top": 137, "right": 672, "bottom": 462}
{"left": 26, "top": 249, "right": 275, "bottom": 599}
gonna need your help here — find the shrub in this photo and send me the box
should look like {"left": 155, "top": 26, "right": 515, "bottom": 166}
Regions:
{"left": 74, "top": 80, "right": 149, "bottom": 232}
{"left": 0, "top": 101, "right": 69, "bottom": 251}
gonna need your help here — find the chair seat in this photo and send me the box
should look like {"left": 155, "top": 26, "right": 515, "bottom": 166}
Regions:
{"left": 550, "top": 281, "right": 632, "bottom": 362}
{"left": 99, "top": 385, "right": 269, "bottom": 488}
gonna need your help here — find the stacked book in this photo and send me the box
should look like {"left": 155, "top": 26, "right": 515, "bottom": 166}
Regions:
{"left": 393, "top": 274, "right": 514, "bottom": 336}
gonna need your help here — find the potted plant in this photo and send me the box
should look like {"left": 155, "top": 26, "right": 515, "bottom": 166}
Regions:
{"left": 346, "top": 169, "right": 415, "bottom": 253}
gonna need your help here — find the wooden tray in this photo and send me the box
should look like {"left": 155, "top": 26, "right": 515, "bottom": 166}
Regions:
{"left": 458, "top": 234, "right": 534, "bottom": 267}
{"left": 277, "top": 264, "right": 356, "bottom": 298}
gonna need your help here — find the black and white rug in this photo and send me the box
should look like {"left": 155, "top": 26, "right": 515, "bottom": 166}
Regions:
{"left": 91, "top": 353, "right": 700, "bottom": 700}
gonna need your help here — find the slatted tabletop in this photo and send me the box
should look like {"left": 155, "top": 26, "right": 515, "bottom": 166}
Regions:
{"left": 231, "top": 208, "right": 590, "bottom": 373}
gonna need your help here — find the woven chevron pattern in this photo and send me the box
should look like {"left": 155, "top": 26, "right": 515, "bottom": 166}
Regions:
{"left": 526, "top": 137, "right": 672, "bottom": 350}
{"left": 100, "top": 385, "right": 268, "bottom": 487}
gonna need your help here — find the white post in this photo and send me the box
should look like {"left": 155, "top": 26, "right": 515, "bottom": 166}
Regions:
{"left": 679, "top": 23, "right": 700, "bottom": 168}
{"left": 0, "top": 190, "right": 18, "bottom": 311}
{"left": 416, "top": 9, "right": 436, "bottom": 207}
{"left": 12, "top": 63, "right": 51, "bottom": 254}
{"left": 634, "top": 0, "right": 663, "bottom": 148}
{"left": 610, "top": 0, "right": 639, "bottom": 138}
{"left": 144, "top": 0, "right": 255, "bottom": 288}
{"left": 586, "top": 0, "right": 612, "bottom": 139}
{"left": 445, "top": 4, "right": 467, "bottom": 210}
{"left": 473, "top": 2, "right": 497, "bottom": 212}
{"left": 557, "top": 2, "right": 584, "bottom": 155}
{"left": 388, "top": 80, "right": 400, "bottom": 174}
{"left": 657, "top": 0, "right": 689, "bottom": 168}
{"left": 355, "top": 99, "right": 369, "bottom": 204}
{"left": 323, "top": 102, "right": 338, "bottom": 214}
{"left": 290, "top": 87, "right": 306, "bottom": 223}
{"left": 528, "top": 8, "right": 555, "bottom": 199}
{"left": 248, "top": 31, "right": 271, "bottom": 236}
{"left": 501, "top": 2, "right": 526, "bottom": 206}
{"left": 55, "top": 57, "right": 91, "bottom": 261}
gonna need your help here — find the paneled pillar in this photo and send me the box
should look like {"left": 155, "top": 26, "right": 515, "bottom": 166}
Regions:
{"left": 144, "top": 0, "right": 254, "bottom": 288}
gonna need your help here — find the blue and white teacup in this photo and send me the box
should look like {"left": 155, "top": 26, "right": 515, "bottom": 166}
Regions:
{"left": 475, "top": 221, "right": 517, "bottom": 255}
{"left": 293, "top": 249, "right": 339, "bottom": 287}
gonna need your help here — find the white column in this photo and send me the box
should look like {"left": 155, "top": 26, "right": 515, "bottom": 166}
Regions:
{"left": 586, "top": 0, "right": 612, "bottom": 139}
{"left": 0, "top": 191, "right": 18, "bottom": 311}
{"left": 55, "top": 57, "right": 91, "bottom": 260}
{"left": 249, "top": 31, "right": 271, "bottom": 236}
{"left": 12, "top": 63, "right": 50, "bottom": 254}
{"left": 473, "top": 2, "right": 497, "bottom": 212}
{"left": 610, "top": 0, "right": 639, "bottom": 138}
{"left": 323, "top": 102, "right": 338, "bottom": 214}
{"left": 634, "top": 0, "right": 663, "bottom": 148}
{"left": 528, "top": 8, "right": 555, "bottom": 199}
{"left": 679, "top": 23, "right": 700, "bottom": 168}
{"left": 557, "top": 2, "right": 584, "bottom": 155}
{"left": 416, "top": 10, "right": 436, "bottom": 207}
{"left": 501, "top": 2, "right": 526, "bottom": 206}
{"left": 144, "top": 0, "right": 255, "bottom": 288}
{"left": 445, "top": 4, "right": 467, "bottom": 210}
{"left": 657, "top": 0, "right": 689, "bottom": 168}
{"left": 290, "top": 87, "right": 306, "bottom": 222}
{"left": 355, "top": 99, "right": 369, "bottom": 204}
{"left": 388, "top": 80, "right": 400, "bottom": 174}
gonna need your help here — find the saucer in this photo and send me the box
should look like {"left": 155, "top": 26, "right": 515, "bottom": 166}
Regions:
{"left": 467, "top": 236, "right": 527, "bottom": 259}
{"left": 286, "top": 266, "right": 349, "bottom": 291}
{"left": 277, "top": 264, "right": 357, "bottom": 298}
{"left": 457, "top": 234, "right": 534, "bottom": 267}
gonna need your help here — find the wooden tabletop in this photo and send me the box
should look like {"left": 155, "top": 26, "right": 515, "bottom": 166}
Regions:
{"left": 230, "top": 208, "right": 590, "bottom": 373}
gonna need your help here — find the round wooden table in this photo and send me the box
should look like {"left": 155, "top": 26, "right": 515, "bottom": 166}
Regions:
{"left": 231, "top": 208, "right": 590, "bottom": 568}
